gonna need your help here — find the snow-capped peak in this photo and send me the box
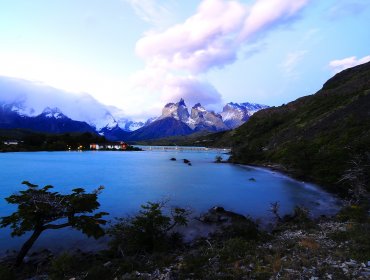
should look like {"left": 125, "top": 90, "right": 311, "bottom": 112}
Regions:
{"left": 41, "top": 107, "right": 66, "bottom": 119}
{"left": 192, "top": 103, "right": 207, "bottom": 112}
{"left": 221, "top": 102, "right": 269, "bottom": 129}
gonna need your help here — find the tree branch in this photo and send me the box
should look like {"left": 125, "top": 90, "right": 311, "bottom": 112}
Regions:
{"left": 43, "top": 222, "right": 71, "bottom": 230}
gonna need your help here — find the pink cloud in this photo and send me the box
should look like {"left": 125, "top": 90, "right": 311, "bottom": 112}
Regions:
{"left": 136, "top": 0, "right": 310, "bottom": 73}
{"left": 240, "top": 0, "right": 309, "bottom": 40}
{"left": 329, "top": 55, "right": 370, "bottom": 73}
{"left": 131, "top": 0, "right": 311, "bottom": 107}
{"left": 136, "top": 0, "right": 245, "bottom": 73}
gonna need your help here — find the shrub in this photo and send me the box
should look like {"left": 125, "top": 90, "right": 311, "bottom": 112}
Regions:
{"left": 337, "top": 204, "right": 369, "bottom": 223}
{"left": 49, "top": 253, "right": 80, "bottom": 280}
{"left": 220, "top": 217, "right": 261, "bottom": 241}
{"left": 109, "top": 201, "right": 190, "bottom": 255}
{"left": 280, "top": 206, "right": 315, "bottom": 229}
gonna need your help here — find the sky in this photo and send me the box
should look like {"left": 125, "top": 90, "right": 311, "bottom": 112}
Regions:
{"left": 0, "top": 0, "right": 369, "bottom": 120}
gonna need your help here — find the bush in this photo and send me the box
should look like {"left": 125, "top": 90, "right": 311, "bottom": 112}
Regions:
{"left": 280, "top": 206, "right": 315, "bottom": 230}
{"left": 49, "top": 253, "right": 80, "bottom": 280}
{"left": 109, "top": 201, "right": 190, "bottom": 255}
{"left": 337, "top": 204, "right": 369, "bottom": 223}
{"left": 220, "top": 217, "right": 261, "bottom": 240}
{"left": 220, "top": 237, "right": 254, "bottom": 261}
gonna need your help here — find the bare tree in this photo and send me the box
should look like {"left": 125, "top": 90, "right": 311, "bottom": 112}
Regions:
{"left": 339, "top": 153, "right": 370, "bottom": 203}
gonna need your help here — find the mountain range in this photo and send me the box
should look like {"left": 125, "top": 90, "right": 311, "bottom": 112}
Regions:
{"left": 0, "top": 76, "right": 268, "bottom": 141}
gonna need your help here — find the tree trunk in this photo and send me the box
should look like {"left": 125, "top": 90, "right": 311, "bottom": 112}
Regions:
{"left": 15, "top": 228, "right": 43, "bottom": 267}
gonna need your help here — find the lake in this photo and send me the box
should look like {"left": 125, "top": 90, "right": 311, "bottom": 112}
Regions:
{"left": 0, "top": 150, "right": 340, "bottom": 254}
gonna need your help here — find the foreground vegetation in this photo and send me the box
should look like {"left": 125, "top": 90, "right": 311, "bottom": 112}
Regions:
{"left": 1, "top": 188, "right": 369, "bottom": 279}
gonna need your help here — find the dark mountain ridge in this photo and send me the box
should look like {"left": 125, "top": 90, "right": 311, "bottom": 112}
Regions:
{"left": 126, "top": 117, "right": 193, "bottom": 141}
{"left": 0, "top": 104, "right": 95, "bottom": 134}
{"left": 229, "top": 62, "right": 370, "bottom": 194}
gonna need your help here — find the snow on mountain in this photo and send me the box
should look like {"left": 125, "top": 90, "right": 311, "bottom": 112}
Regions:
{"left": 156, "top": 99, "right": 227, "bottom": 132}
{"left": 115, "top": 118, "right": 145, "bottom": 132}
{"left": 0, "top": 76, "right": 269, "bottom": 137}
{"left": 0, "top": 76, "right": 139, "bottom": 132}
{"left": 153, "top": 99, "right": 269, "bottom": 132}
{"left": 107, "top": 106, "right": 145, "bottom": 132}
{"left": 190, "top": 103, "right": 227, "bottom": 131}
{"left": 160, "top": 98, "right": 190, "bottom": 123}
{"left": 41, "top": 107, "right": 66, "bottom": 119}
{"left": 220, "top": 102, "right": 269, "bottom": 129}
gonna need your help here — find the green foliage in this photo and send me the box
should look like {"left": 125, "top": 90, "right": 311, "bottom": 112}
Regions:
{"left": 219, "top": 237, "right": 255, "bottom": 261}
{"left": 278, "top": 206, "right": 315, "bottom": 230}
{"left": 0, "top": 182, "right": 108, "bottom": 237}
{"left": 337, "top": 204, "right": 369, "bottom": 223}
{"left": 0, "top": 182, "right": 108, "bottom": 265}
{"left": 330, "top": 222, "right": 370, "bottom": 262}
{"left": 109, "top": 201, "right": 190, "bottom": 255}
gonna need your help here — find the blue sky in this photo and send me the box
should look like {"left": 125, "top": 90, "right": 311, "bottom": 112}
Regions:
{"left": 0, "top": 0, "right": 369, "bottom": 119}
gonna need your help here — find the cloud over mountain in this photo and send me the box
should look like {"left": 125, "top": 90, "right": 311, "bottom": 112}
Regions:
{"left": 132, "top": 0, "right": 311, "bottom": 107}
{"left": 329, "top": 55, "right": 370, "bottom": 73}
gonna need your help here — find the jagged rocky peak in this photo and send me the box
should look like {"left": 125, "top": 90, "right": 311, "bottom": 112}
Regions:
{"left": 190, "top": 103, "right": 208, "bottom": 119}
{"left": 161, "top": 98, "right": 190, "bottom": 122}
{"left": 178, "top": 98, "right": 186, "bottom": 106}
{"left": 189, "top": 102, "right": 227, "bottom": 131}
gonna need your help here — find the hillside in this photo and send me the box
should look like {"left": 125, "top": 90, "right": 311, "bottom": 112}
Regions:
{"left": 230, "top": 62, "right": 370, "bottom": 194}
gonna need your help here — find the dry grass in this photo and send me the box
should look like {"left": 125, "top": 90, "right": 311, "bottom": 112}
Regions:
{"left": 299, "top": 238, "right": 320, "bottom": 250}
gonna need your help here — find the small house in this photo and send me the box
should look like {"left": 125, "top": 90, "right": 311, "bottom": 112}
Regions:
{"left": 3, "top": 140, "right": 19, "bottom": 145}
{"left": 90, "top": 142, "right": 128, "bottom": 150}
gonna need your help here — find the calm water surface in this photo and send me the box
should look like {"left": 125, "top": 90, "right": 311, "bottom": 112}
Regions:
{"left": 0, "top": 150, "right": 339, "bottom": 254}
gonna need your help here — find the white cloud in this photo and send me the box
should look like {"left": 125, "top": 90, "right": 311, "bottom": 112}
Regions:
{"left": 281, "top": 50, "right": 308, "bottom": 77}
{"left": 130, "top": 67, "right": 222, "bottom": 107}
{"left": 132, "top": 0, "right": 311, "bottom": 106}
{"left": 240, "top": 0, "right": 310, "bottom": 40}
{"left": 136, "top": 0, "right": 310, "bottom": 74}
{"left": 329, "top": 55, "right": 370, "bottom": 73}
{"left": 0, "top": 51, "right": 135, "bottom": 113}
{"left": 135, "top": 0, "right": 246, "bottom": 73}
{"left": 161, "top": 76, "right": 222, "bottom": 106}
{"left": 124, "top": 0, "right": 175, "bottom": 29}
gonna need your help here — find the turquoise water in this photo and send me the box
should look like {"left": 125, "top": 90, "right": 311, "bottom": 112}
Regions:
{"left": 0, "top": 150, "right": 339, "bottom": 253}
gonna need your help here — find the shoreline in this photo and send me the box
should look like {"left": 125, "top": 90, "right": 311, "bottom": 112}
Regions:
{"left": 231, "top": 160, "right": 347, "bottom": 198}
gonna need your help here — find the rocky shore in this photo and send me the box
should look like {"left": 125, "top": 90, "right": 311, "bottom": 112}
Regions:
{"left": 1, "top": 204, "right": 369, "bottom": 280}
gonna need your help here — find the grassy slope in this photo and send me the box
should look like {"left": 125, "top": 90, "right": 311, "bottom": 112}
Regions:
{"left": 230, "top": 62, "right": 370, "bottom": 194}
